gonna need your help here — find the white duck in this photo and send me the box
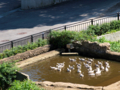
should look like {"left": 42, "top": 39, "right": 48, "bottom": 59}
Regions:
{"left": 67, "top": 68, "right": 71, "bottom": 72}
{"left": 88, "top": 58, "right": 94, "bottom": 62}
{"left": 100, "top": 65, "right": 104, "bottom": 70}
{"left": 87, "top": 61, "right": 92, "bottom": 64}
{"left": 79, "top": 58, "right": 85, "bottom": 62}
{"left": 95, "top": 67, "right": 101, "bottom": 75}
{"left": 69, "top": 58, "right": 76, "bottom": 62}
{"left": 57, "top": 68, "right": 61, "bottom": 72}
{"left": 95, "top": 63, "right": 99, "bottom": 67}
{"left": 77, "top": 69, "right": 81, "bottom": 73}
{"left": 76, "top": 62, "right": 81, "bottom": 66}
{"left": 50, "top": 66, "right": 58, "bottom": 70}
{"left": 105, "top": 67, "right": 109, "bottom": 72}
{"left": 77, "top": 65, "right": 81, "bottom": 69}
{"left": 69, "top": 65, "right": 75, "bottom": 70}
{"left": 98, "top": 61, "right": 102, "bottom": 65}
{"left": 88, "top": 72, "right": 95, "bottom": 76}
{"left": 80, "top": 73, "right": 84, "bottom": 77}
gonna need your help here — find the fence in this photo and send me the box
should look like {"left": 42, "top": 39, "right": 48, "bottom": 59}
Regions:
{"left": 0, "top": 12, "right": 119, "bottom": 53}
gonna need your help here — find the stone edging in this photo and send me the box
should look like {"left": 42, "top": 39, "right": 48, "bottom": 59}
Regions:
{"left": 16, "top": 50, "right": 60, "bottom": 68}
{"left": 36, "top": 81, "right": 103, "bottom": 90}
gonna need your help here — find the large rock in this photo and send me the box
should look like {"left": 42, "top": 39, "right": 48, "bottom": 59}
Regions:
{"left": 73, "top": 41, "right": 120, "bottom": 61}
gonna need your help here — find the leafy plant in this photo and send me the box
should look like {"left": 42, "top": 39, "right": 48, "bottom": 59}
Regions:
{"left": 0, "top": 62, "right": 19, "bottom": 90}
{"left": 99, "top": 23, "right": 110, "bottom": 35}
{"left": 8, "top": 80, "right": 44, "bottom": 90}
{"left": 87, "top": 20, "right": 120, "bottom": 36}
{"left": 110, "top": 20, "right": 120, "bottom": 30}
{"left": 49, "top": 31, "right": 76, "bottom": 48}
{"left": 88, "top": 24, "right": 100, "bottom": 35}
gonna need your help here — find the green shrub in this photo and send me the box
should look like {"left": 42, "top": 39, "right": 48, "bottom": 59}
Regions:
{"left": 74, "top": 31, "right": 95, "bottom": 41}
{"left": 88, "top": 20, "right": 120, "bottom": 36}
{"left": 0, "top": 38, "right": 48, "bottom": 60}
{"left": 99, "top": 23, "right": 110, "bottom": 35}
{"left": 8, "top": 80, "right": 44, "bottom": 90}
{"left": 88, "top": 24, "right": 100, "bottom": 35}
{"left": 0, "top": 62, "right": 19, "bottom": 90}
{"left": 110, "top": 20, "right": 120, "bottom": 30}
{"left": 49, "top": 31, "right": 76, "bottom": 48}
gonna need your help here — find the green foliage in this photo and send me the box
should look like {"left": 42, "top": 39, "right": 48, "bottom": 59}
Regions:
{"left": 104, "top": 29, "right": 117, "bottom": 34}
{"left": 110, "top": 20, "right": 120, "bottom": 30}
{"left": 88, "top": 24, "right": 100, "bottom": 35}
{"left": 110, "top": 41, "right": 120, "bottom": 52}
{"left": 8, "top": 80, "right": 44, "bottom": 90}
{"left": 74, "top": 31, "right": 95, "bottom": 41}
{"left": 0, "top": 38, "right": 48, "bottom": 60}
{"left": 49, "top": 30, "right": 97, "bottom": 48}
{"left": 99, "top": 23, "right": 110, "bottom": 35}
{"left": 88, "top": 20, "right": 120, "bottom": 36}
{"left": 49, "top": 31, "right": 77, "bottom": 48}
{"left": 0, "top": 62, "right": 19, "bottom": 90}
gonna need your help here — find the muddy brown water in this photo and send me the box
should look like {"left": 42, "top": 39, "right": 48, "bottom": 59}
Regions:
{"left": 21, "top": 55, "right": 120, "bottom": 86}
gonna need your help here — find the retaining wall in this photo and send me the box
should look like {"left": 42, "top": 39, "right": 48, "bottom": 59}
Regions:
{"left": 21, "top": 0, "right": 69, "bottom": 9}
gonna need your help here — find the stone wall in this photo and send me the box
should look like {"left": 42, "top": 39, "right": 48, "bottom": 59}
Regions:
{"left": 0, "top": 45, "right": 51, "bottom": 64}
{"left": 21, "top": 0, "right": 69, "bottom": 9}
{"left": 72, "top": 41, "right": 120, "bottom": 61}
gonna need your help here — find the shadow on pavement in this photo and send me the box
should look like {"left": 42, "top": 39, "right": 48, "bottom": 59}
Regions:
{"left": 0, "top": 0, "right": 120, "bottom": 31}
{"left": 0, "top": 0, "right": 21, "bottom": 15}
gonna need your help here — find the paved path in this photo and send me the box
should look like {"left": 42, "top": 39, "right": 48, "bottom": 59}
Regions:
{"left": 0, "top": 0, "right": 120, "bottom": 44}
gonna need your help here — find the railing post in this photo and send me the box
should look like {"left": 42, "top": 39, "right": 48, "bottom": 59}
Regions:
{"left": 11, "top": 41, "right": 13, "bottom": 48}
{"left": 31, "top": 35, "right": 33, "bottom": 43}
{"left": 117, "top": 12, "right": 119, "bottom": 20}
{"left": 42, "top": 32, "right": 44, "bottom": 39}
{"left": 64, "top": 25, "right": 66, "bottom": 31}
{"left": 91, "top": 19, "right": 93, "bottom": 25}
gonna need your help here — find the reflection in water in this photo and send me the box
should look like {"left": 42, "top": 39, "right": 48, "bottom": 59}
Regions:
{"left": 21, "top": 55, "right": 120, "bottom": 86}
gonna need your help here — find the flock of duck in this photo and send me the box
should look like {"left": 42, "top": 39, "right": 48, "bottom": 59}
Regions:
{"left": 50, "top": 57, "right": 110, "bottom": 78}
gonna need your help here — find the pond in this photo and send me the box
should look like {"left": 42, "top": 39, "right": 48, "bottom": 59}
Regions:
{"left": 21, "top": 55, "right": 120, "bottom": 86}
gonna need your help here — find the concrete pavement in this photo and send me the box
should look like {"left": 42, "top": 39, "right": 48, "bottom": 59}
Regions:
{"left": 0, "top": 0, "right": 120, "bottom": 44}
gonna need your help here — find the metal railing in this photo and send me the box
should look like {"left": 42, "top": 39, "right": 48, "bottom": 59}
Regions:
{"left": 0, "top": 12, "right": 119, "bottom": 53}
